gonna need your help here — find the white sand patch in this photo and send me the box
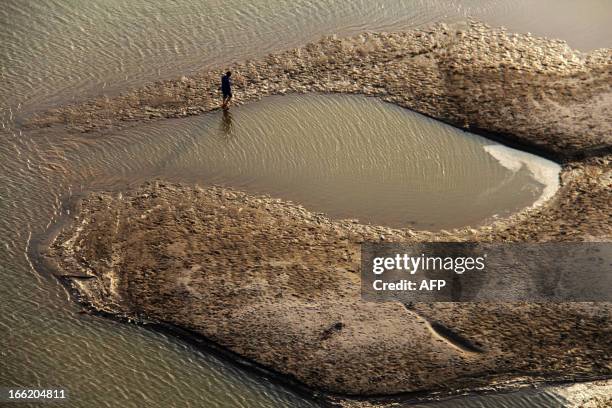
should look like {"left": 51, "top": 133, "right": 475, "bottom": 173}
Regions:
{"left": 484, "top": 144, "right": 561, "bottom": 208}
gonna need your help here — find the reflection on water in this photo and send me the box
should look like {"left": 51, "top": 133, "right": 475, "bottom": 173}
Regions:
{"left": 221, "top": 109, "right": 234, "bottom": 136}
{"left": 0, "top": 0, "right": 604, "bottom": 407}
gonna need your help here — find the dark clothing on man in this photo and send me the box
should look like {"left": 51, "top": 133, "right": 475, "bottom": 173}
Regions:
{"left": 221, "top": 74, "right": 232, "bottom": 97}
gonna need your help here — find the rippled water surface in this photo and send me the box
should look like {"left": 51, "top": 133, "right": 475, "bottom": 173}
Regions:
{"left": 0, "top": 1, "right": 606, "bottom": 407}
{"left": 1, "top": 0, "right": 610, "bottom": 113}
{"left": 127, "top": 94, "right": 558, "bottom": 230}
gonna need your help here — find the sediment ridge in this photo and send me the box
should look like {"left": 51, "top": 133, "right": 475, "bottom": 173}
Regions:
{"left": 42, "top": 21, "right": 611, "bottom": 402}
{"left": 27, "top": 21, "right": 610, "bottom": 161}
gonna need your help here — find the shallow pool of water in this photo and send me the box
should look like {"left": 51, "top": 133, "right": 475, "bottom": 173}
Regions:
{"left": 123, "top": 94, "right": 559, "bottom": 230}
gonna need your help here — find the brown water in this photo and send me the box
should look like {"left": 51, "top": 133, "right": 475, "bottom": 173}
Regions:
{"left": 0, "top": 92, "right": 561, "bottom": 408}
{"left": 1, "top": 0, "right": 610, "bottom": 114}
{"left": 0, "top": 1, "right": 605, "bottom": 407}
{"left": 131, "top": 94, "right": 559, "bottom": 230}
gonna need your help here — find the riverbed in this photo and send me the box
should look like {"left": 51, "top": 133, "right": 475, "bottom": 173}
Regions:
{"left": 0, "top": 1, "right": 609, "bottom": 407}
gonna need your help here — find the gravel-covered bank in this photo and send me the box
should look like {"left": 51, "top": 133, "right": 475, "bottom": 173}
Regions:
{"left": 41, "top": 21, "right": 610, "bottom": 401}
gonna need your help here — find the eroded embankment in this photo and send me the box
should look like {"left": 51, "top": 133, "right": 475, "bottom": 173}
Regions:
{"left": 42, "top": 21, "right": 611, "bottom": 399}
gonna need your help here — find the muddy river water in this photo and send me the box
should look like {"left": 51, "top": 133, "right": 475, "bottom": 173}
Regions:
{"left": 127, "top": 94, "right": 559, "bottom": 230}
{"left": 1, "top": 1, "right": 609, "bottom": 407}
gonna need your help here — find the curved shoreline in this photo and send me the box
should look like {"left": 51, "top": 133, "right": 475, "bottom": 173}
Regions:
{"left": 25, "top": 21, "right": 610, "bottom": 162}
{"left": 39, "top": 21, "right": 611, "bottom": 404}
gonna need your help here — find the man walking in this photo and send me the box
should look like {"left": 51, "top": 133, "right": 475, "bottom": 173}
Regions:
{"left": 221, "top": 71, "right": 232, "bottom": 109}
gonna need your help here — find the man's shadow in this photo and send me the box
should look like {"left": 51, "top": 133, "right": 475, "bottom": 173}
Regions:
{"left": 219, "top": 109, "right": 234, "bottom": 138}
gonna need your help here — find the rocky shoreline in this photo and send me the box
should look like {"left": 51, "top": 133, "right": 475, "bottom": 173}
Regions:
{"left": 41, "top": 21, "right": 610, "bottom": 404}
